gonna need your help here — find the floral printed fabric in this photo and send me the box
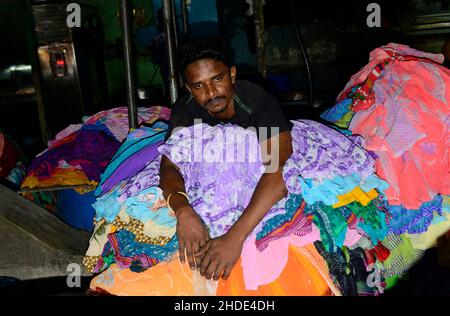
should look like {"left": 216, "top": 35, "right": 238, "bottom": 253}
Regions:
{"left": 283, "top": 120, "right": 375, "bottom": 188}
{"left": 158, "top": 120, "right": 377, "bottom": 239}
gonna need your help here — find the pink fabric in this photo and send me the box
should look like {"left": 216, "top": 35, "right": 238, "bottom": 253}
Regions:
{"left": 343, "top": 228, "right": 363, "bottom": 247}
{"left": 337, "top": 43, "right": 445, "bottom": 101}
{"left": 347, "top": 45, "right": 450, "bottom": 209}
{"left": 240, "top": 224, "right": 363, "bottom": 290}
{"left": 84, "top": 106, "right": 171, "bottom": 142}
{"left": 241, "top": 225, "right": 321, "bottom": 290}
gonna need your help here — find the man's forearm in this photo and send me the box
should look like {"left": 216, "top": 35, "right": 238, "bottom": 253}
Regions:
{"left": 159, "top": 155, "right": 190, "bottom": 212}
{"left": 227, "top": 169, "right": 288, "bottom": 242}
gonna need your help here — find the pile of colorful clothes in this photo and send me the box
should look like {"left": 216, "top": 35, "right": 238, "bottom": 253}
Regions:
{"left": 80, "top": 121, "right": 427, "bottom": 296}
{"left": 82, "top": 44, "right": 449, "bottom": 296}
{"left": 319, "top": 43, "right": 450, "bottom": 286}
{"left": 21, "top": 106, "right": 171, "bottom": 194}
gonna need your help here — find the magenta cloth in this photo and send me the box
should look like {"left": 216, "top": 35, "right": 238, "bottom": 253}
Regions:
{"left": 27, "top": 130, "right": 120, "bottom": 182}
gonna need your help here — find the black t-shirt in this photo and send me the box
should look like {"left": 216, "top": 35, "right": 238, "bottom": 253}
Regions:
{"left": 165, "top": 80, "right": 292, "bottom": 142}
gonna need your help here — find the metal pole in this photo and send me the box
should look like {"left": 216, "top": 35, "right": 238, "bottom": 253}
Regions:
{"left": 169, "top": 0, "right": 178, "bottom": 49}
{"left": 181, "top": 0, "right": 189, "bottom": 34}
{"left": 254, "top": 0, "right": 266, "bottom": 78}
{"left": 163, "top": 0, "right": 178, "bottom": 104}
{"left": 120, "top": 0, "right": 138, "bottom": 129}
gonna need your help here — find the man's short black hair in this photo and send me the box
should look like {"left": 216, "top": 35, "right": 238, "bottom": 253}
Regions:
{"left": 177, "top": 37, "right": 232, "bottom": 78}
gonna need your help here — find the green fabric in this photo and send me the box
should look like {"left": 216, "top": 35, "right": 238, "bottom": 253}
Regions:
{"left": 306, "top": 197, "right": 390, "bottom": 253}
{"left": 384, "top": 275, "right": 399, "bottom": 290}
{"left": 346, "top": 199, "right": 389, "bottom": 243}
{"left": 306, "top": 202, "right": 349, "bottom": 253}
{"left": 381, "top": 234, "right": 425, "bottom": 277}
{"left": 335, "top": 111, "right": 355, "bottom": 129}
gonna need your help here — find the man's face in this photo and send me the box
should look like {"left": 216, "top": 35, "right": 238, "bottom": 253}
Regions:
{"left": 184, "top": 58, "right": 236, "bottom": 119}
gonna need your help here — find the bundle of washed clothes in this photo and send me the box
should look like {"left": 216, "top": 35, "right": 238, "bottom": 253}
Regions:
{"left": 83, "top": 44, "right": 450, "bottom": 296}
{"left": 20, "top": 106, "right": 171, "bottom": 194}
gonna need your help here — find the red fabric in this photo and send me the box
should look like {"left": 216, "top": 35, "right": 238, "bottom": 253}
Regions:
{"left": 371, "top": 243, "right": 391, "bottom": 262}
{"left": 0, "top": 136, "right": 19, "bottom": 177}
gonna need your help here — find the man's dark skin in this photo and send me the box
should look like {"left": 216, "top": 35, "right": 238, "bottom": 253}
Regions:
{"left": 159, "top": 58, "right": 293, "bottom": 281}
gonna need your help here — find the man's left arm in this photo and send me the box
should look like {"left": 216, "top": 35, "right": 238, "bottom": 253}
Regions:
{"left": 195, "top": 131, "right": 293, "bottom": 280}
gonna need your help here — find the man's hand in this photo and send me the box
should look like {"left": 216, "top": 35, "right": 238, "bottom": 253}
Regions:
{"left": 195, "top": 231, "right": 244, "bottom": 281}
{"left": 175, "top": 205, "right": 210, "bottom": 270}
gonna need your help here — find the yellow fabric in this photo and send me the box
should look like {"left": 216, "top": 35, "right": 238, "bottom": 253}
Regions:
{"left": 89, "top": 244, "right": 336, "bottom": 296}
{"left": 85, "top": 219, "right": 114, "bottom": 258}
{"left": 21, "top": 168, "right": 97, "bottom": 193}
{"left": 333, "top": 187, "right": 378, "bottom": 208}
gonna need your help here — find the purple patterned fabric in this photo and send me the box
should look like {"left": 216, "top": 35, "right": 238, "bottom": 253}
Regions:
{"left": 117, "top": 156, "right": 162, "bottom": 203}
{"left": 159, "top": 124, "right": 279, "bottom": 238}
{"left": 283, "top": 120, "right": 375, "bottom": 193}
{"left": 158, "top": 120, "right": 375, "bottom": 238}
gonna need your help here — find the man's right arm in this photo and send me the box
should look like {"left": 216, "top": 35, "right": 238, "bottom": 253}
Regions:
{"left": 159, "top": 154, "right": 190, "bottom": 210}
{"left": 159, "top": 154, "right": 210, "bottom": 270}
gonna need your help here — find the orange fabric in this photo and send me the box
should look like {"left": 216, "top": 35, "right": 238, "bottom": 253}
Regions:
{"left": 216, "top": 244, "right": 333, "bottom": 296}
{"left": 90, "top": 256, "right": 197, "bottom": 296}
{"left": 89, "top": 244, "right": 335, "bottom": 296}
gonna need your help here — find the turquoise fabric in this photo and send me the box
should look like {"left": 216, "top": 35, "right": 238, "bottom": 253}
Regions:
{"left": 93, "top": 186, "right": 122, "bottom": 223}
{"left": 305, "top": 202, "right": 349, "bottom": 253}
{"left": 124, "top": 187, "right": 176, "bottom": 226}
{"left": 95, "top": 122, "right": 167, "bottom": 196}
{"left": 298, "top": 173, "right": 389, "bottom": 206}
{"left": 94, "top": 185, "right": 177, "bottom": 228}
{"left": 360, "top": 174, "right": 389, "bottom": 193}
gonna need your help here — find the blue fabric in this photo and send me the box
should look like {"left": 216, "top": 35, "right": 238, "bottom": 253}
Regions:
{"left": 81, "top": 121, "right": 117, "bottom": 141}
{"left": 56, "top": 189, "right": 96, "bottom": 231}
{"left": 93, "top": 186, "right": 122, "bottom": 223}
{"left": 299, "top": 173, "right": 361, "bottom": 205}
{"left": 298, "top": 173, "right": 388, "bottom": 206}
{"left": 360, "top": 174, "right": 389, "bottom": 193}
{"left": 432, "top": 195, "right": 450, "bottom": 224}
{"left": 387, "top": 195, "right": 443, "bottom": 235}
{"left": 93, "top": 184, "right": 177, "bottom": 229}
{"left": 320, "top": 98, "right": 352, "bottom": 123}
{"left": 124, "top": 187, "right": 176, "bottom": 226}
